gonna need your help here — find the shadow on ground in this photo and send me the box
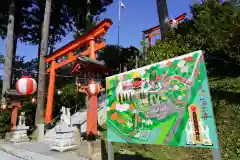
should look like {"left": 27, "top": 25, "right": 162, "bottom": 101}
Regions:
{"left": 102, "top": 152, "right": 153, "bottom": 160}
{"left": 101, "top": 140, "right": 153, "bottom": 160}
{"left": 210, "top": 89, "right": 240, "bottom": 105}
{"left": 114, "top": 153, "right": 153, "bottom": 160}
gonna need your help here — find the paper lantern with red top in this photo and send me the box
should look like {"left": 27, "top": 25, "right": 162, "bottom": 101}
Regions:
{"left": 16, "top": 76, "right": 37, "bottom": 95}
{"left": 31, "top": 97, "right": 37, "bottom": 103}
{"left": 87, "top": 80, "right": 100, "bottom": 96}
{"left": 1, "top": 104, "right": 6, "bottom": 112}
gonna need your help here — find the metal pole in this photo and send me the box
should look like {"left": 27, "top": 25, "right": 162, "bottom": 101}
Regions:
{"left": 108, "top": 141, "right": 114, "bottom": 160}
{"left": 107, "top": 1, "right": 119, "bottom": 158}
{"left": 118, "top": 0, "right": 121, "bottom": 73}
{"left": 118, "top": 0, "right": 120, "bottom": 48}
{"left": 212, "top": 148, "right": 221, "bottom": 160}
{"left": 135, "top": 54, "right": 138, "bottom": 69}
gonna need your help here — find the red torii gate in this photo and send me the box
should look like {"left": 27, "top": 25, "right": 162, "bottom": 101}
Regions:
{"left": 142, "top": 13, "right": 187, "bottom": 49}
{"left": 44, "top": 19, "right": 113, "bottom": 124}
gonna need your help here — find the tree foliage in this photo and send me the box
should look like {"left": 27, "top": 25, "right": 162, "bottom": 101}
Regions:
{"left": 0, "top": 0, "right": 113, "bottom": 51}
{"left": 140, "top": 1, "right": 240, "bottom": 77}
{"left": 22, "top": 0, "right": 73, "bottom": 47}
{"left": 0, "top": 56, "right": 85, "bottom": 134}
{"left": 0, "top": 0, "right": 8, "bottom": 39}
{"left": 0, "top": 0, "right": 33, "bottom": 41}
{"left": 98, "top": 45, "right": 140, "bottom": 73}
{"left": 11, "top": 56, "right": 38, "bottom": 87}
{"left": 67, "top": 0, "right": 112, "bottom": 31}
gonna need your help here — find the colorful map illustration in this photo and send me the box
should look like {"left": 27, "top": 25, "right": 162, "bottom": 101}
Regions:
{"left": 105, "top": 50, "right": 219, "bottom": 148}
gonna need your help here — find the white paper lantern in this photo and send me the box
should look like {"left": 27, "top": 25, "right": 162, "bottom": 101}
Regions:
{"left": 16, "top": 76, "right": 37, "bottom": 95}
{"left": 87, "top": 80, "right": 99, "bottom": 96}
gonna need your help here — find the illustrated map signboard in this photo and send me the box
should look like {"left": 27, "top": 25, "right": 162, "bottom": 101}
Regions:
{"left": 105, "top": 50, "right": 219, "bottom": 148}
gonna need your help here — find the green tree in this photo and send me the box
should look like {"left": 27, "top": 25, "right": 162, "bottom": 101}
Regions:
{"left": 23, "top": 0, "right": 113, "bottom": 55}
{"left": 97, "top": 45, "right": 140, "bottom": 73}
{"left": 229, "top": 0, "right": 240, "bottom": 7}
{"left": 0, "top": 55, "right": 38, "bottom": 137}
{"left": 0, "top": 0, "right": 40, "bottom": 109}
{"left": 140, "top": 1, "right": 240, "bottom": 76}
{"left": 11, "top": 56, "right": 38, "bottom": 86}
{"left": 0, "top": 0, "right": 9, "bottom": 39}
{"left": 67, "top": 0, "right": 112, "bottom": 32}
{"left": 1, "top": 0, "right": 17, "bottom": 107}
{"left": 0, "top": 55, "right": 85, "bottom": 136}
{"left": 0, "top": 0, "right": 35, "bottom": 52}
{"left": 22, "top": 0, "right": 74, "bottom": 55}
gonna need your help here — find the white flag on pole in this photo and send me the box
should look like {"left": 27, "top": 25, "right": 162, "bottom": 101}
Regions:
{"left": 120, "top": 0, "right": 125, "bottom": 8}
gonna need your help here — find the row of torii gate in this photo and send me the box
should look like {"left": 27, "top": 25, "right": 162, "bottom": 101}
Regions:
{"left": 142, "top": 13, "right": 187, "bottom": 49}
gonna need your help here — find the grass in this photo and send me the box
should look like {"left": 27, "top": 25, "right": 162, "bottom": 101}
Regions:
{"left": 100, "top": 129, "right": 212, "bottom": 160}
{"left": 112, "top": 142, "right": 212, "bottom": 160}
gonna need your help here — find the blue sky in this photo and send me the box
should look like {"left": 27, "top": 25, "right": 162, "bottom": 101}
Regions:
{"left": 0, "top": 0, "right": 195, "bottom": 62}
